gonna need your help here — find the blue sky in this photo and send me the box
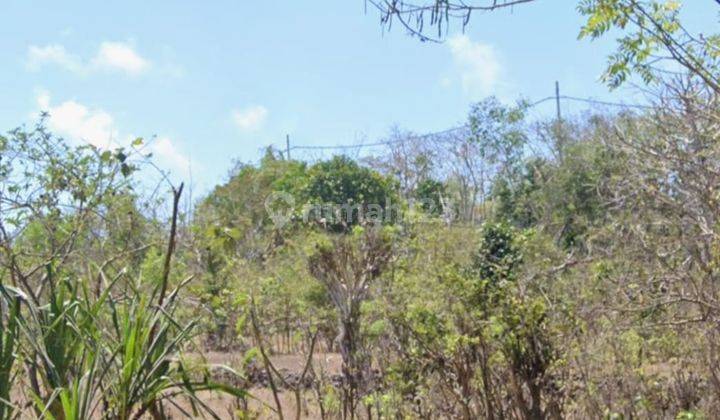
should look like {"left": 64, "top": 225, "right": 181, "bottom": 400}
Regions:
{"left": 1, "top": 1, "right": 715, "bottom": 194}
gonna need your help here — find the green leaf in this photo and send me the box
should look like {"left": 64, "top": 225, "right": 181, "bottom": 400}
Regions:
{"left": 121, "top": 163, "right": 132, "bottom": 177}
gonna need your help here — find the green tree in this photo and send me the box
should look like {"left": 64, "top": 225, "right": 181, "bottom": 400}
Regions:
{"left": 302, "top": 156, "right": 397, "bottom": 231}
{"left": 413, "top": 178, "right": 446, "bottom": 215}
{"left": 492, "top": 158, "right": 547, "bottom": 228}
{"left": 469, "top": 97, "right": 528, "bottom": 177}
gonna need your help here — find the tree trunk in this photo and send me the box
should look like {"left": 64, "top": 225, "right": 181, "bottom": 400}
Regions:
{"left": 339, "top": 312, "right": 362, "bottom": 419}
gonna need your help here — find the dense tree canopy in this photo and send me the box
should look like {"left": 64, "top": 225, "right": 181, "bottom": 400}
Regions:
{"left": 301, "top": 156, "right": 397, "bottom": 231}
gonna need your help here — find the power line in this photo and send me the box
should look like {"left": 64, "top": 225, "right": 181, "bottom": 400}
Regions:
{"left": 289, "top": 139, "right": 396, "bottom": 151}
{"left": 528, "top": 96, "right": 556, "bottom": 107}
{"left": 289, "top": 125, "right": 467, "bottom": 151}
{"left": 559, "top": 95, "right": 653, "bottom": 109}
{"left": 287, "top": 93, "right": 651, "bottom": 152}
{"left": 528, "top": 95, "right": 651, "bottom": 109}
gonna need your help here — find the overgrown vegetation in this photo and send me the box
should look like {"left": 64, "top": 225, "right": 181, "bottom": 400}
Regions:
{"left": 2, "top": 0, "right": 720, "bottom": 418}
{"left": 186, "top": 71, "right": 720, "bottom": 417}
{"left": 0, "top": 125, "right": 243, "bottom": 418}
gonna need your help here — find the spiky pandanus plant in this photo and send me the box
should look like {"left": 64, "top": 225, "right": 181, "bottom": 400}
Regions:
{"left": 0, "top": 184, "right": 244, "bottom": 419}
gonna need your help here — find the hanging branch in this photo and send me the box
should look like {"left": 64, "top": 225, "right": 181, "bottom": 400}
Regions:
{"left": 367, "top": 0, "right": 536, "bottom": 41}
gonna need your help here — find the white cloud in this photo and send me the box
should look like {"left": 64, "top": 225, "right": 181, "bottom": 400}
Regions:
{"left": 91, "top": 42, "right": 149, "bottom": 75}
{"left": 37, "top": 92, "right": 119, "bottom": 148}
{"left": 231, "top": 105, "right": 268, "bottom": 131}
{"left": 26, "top": 42, "right": 151, "bottom": 76}
{"left": 149, "top": 137, "right": 192, "bottom": 172}
{"left": 447, "top": 35, "right": 501, "bottom": 97}
{"left": 27, "top": 44, "right": 83, "bottom": 73}
{"left": 35, "top": 92, "right": 194, "bottom": 177}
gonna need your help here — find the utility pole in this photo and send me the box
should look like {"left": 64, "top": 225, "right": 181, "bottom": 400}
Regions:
{"left": 555, "top": 81, "right": 565, "bottom": 162}
{"left": 555, "top": 81, "right": 562, "bottom": 121}
{"left": 286, "top": 134, "right": 291, "bottom": 160}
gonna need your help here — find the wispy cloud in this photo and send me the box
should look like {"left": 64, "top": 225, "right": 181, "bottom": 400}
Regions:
{"left": 27, "top": 44, "right": 83, "bottom": 73}
{"left": 231, "top": 105, "right": 268, "bottom": 131}
{"left": 36, "top": 92, "right": 195, "bottom": 177}
{"left": 446, "top": 35, "right": 502, "bottom": 97}
{"left": 27, "top": 41, "right": 151, "bottom": 76}
{"left": 148, "top": 136, "right": 192, "bottom": 173}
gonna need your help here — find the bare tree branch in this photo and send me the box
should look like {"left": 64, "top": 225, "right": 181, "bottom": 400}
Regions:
{"left": 367, "top": 0, "right": 537, "bottom": 41}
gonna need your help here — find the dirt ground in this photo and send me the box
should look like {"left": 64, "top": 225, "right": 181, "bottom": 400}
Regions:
{"left": 167, "top": 352, "right": 344, "bottom": 419}
{"left": 171, "top": 388, "right": 323, "bottom": 419}
{"left": 9, "top": 352, "right": 342, "bottom": 419}
{"left": 200, "top": 351, "right": 343, "bottom": 374}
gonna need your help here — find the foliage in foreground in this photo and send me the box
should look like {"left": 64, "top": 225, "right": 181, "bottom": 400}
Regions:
{"left": 0, "top": 126, "right": 242, "bottom": 419}
{"left": 2, "top": 2, "right": 720, "bottom": 417}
